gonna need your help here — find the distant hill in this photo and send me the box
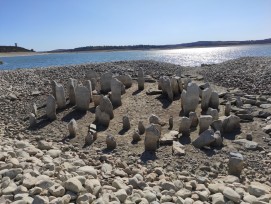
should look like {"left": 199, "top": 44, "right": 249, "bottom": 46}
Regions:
{"left": 0, "top": 46, "right": 34, "bottom": 53}
{"left": 49, "top": 38, "right": 271, "bottom": 53}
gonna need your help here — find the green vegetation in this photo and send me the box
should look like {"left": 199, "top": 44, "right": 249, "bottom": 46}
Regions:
{"left": 0, "top": 46, "right": 34, "bottom": 53}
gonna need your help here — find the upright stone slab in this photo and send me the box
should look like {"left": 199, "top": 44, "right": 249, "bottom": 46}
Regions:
{"left": 116, "top": 75, "right": 132, "bottom": 88}
{"left": 31, "top": 103, "right": 38, "bottom": 117}
{"left": 228, "top": 152, "right": 244, "bottom": 176}
{"left": 222, "top": 115, "right": 240, "bottom": 133}
{"left": 207, "top": 108, "right": 219, "bottom": 121}
{"left": 192, "top": 129, "right": 215, "bottom": 148}
{"left": 95, "top": 106, "right": 110, "bottom": 127}
{"left": 55, "top": 83, "right": 66, "bottom": 109}
{"left": 100, "top": 71, "right": 112, "bottom": 93}
{"left": 225, "top": 102, "right": 231, "bottom": 116}
{"left": 183, "top": 78, "right": 191, "bottom": 90}
{"left": 68, "top": 78, "right": 77, "bottom": 105}
{"left": 106, "top": 135, "right": 117, "bottom": 150}
{"left": 111, "top": 78, "right": 122, "bottom": 107}
{"left": 201, "top": 88, "right": 212, "bottom": 111}
{"left": 138, "top": 68, "right": 144, "bottom": 90}
{"left": 171, "top": 77, "right": 180, "bottom": 97}
{"left": 181, "top": 83, "right": 200, "bottom": 116}
{"left": 138, "top": 121, "right": 145, "bottom": 135}
{"left": 179, "top": 117, "right": 192, "bottom": 136}
{"left": 176, "top": 76, "right": 183, "bottom": 93}
{"left": 68, "top": 119, "right": 78, "bottom": 137}
{"left": 164, "top": 77, "right": 173, "bottom": 102}
{"left": 51, "top": 80, "right": 57, "bottom": 98}
{"left": 29, "top": 113, "right": 36, "bottom": 128}
{"left": 46, "top": 95, "right": 56, "bottom": 120}
{"left": 145, "top": 124, "right": 161, "bottom": 151}
{"left": 189, "top": 112, "right": 198, "bottom": 128}
{"left": 236, "top": 96, "right": 243, "bottom": 107}
{"left": 199, "top": 115, "right": 213, "bottom": 134}
{"left": 133, "top": 130, "right": 141, "bottom": 142}
{"left": 99, "top": 96, "right": 114, "bottom": 119}
{"left": 169, "top": 116, "right": 173, "bottom": 130}
{"left": 123, "top": 116, "right": 130, "bottom": 130}
{"left": 75, "top": 86, "right": 90, "bottom": 111}
{"left": 84, "top": 80, "right": 93, "bottom": 102}
{"left": 210, "top": 91, "right": 219, "bottom": 109}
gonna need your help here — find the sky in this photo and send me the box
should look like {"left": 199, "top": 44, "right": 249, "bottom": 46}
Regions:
{"left": 1, "top": 0, "right": 271, "bottom": 51}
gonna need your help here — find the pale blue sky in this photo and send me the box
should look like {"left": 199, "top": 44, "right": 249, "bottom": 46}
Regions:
{"left": 1, "top": 0, "right": 270, "bottom": 51}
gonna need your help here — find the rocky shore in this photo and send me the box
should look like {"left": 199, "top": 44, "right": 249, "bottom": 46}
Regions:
{"left": 0, "top": 57, "right": 271, "bottom": 204}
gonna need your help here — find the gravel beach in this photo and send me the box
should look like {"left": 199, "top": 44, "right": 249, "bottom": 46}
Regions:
{"left": 0, "top": 57, "right": 271, "bottom": 203}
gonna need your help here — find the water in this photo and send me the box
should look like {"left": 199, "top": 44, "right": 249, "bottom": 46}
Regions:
{"left": 1, "top": 44, "right": 271, "bottom": 70}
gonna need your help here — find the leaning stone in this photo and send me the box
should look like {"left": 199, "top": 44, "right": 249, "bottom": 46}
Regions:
{"left": 100, "top": 71, "right": 112, "bottom": 93}
{"left": 225, "top": 102, "right": 231, "bottom": 116}
{"left": 55, "top": 83, "right": 66, "bottom": 109}
{"left": 31, "top": 103, "right": 38, "bottom": 116}
{"left": 192, "top": 129, "right": 215, "bottom": 148}
{"left": 133, "top": 130, "right": 141, "bottom": 142}
{"left": 189, "top": 112, "right": 198, "bottom": 128}
{"left": 111, "top": 78, "right": 122, "bottom": 107}
{"left": 138, "top": 121, "right": 145, "bottom": 135}
{"left": 199, "top": 115, "right": 213, "bottom": 134}
{"left": 75, "top": 86, "right": 90, "bottom": 111}
{"left": 201, "top": 88, "right": 212, "bottom": 111}
{"left": 228, "top": 152, "right": 244, "bottom": 176}
{"left": 116, "top": 75, "right": 132, "bottom": 88}
{"left": 29, "top": 113, "right": 37, "bottom": 128}
{"left": 145, "top": 124, "right": 161, "bottom": 151}
{"left": 46, "top": 95, "right": 57, "bottom": 120}
{"left": 179, "top": 117, "right": 192, "bottom": 136}
{"left": 138, "top": 68, "right": 144, "bottom": 90}
{"left": 68, "top": 119, "right": 78, "bottom": 137}
{"left": 181, "top": 83, "right": 199, "bottom": 116}
{"left": 206, "top": 108, "right": 219, "bottom": 121}
{"left": 123, "top": 116, "right": 130, "bottom": 130}
{"left": 210, "top": 92, "right": 219, "bottom": 109}
{"left": 222, "top": 115, "right": 240, "bottom": 133}
{"left": 169, "top": 116, "right": 173, "bottom": 129}
{"left": 106, "top": 135, "right": 117, "bottom": 150}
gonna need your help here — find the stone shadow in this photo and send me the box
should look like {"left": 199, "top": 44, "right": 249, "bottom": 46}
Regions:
{"left": 132, "top": 89, "right": 143, "bottom": 95}
{"left": 140, "top": 151, "right": 157, "bottom": 163}
{"left": 199, "top": 147, "right": 216, "bottom": 157}
{"left": 179, "top": 135, "right": 191, "bottom": 145}
{"left": 28, "top": 114, "right": 53, "bottom": 130}
{"left": 62, "top": 109, "right": 86, "bottom": 122}
{"left": 222, "top": 129, "right": 241, "bottom": 140}
{"left": 155, "top": 95, "right": 172, "bottom": 109}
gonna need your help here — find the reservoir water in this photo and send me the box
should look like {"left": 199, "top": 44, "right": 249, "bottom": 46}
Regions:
{"left": 1, "top": 44, "right": 271, "bottom": 70}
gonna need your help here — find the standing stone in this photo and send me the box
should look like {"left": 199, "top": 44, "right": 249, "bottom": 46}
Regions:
{"left": 116, "top": 75, "right": 132, "bottom": 88}
{"left": 93, "top": 95, "right": 102, "bottom": 107}
{"left": 236, "top": 96, "right": 243, "bottom": 107}
{"left": 210, "top": 91, "right": 219, "bottom": 109}
{"left": 192, "top": 129, "right": 215, "bottom": 148}
{"left": 138, "top": 68, "right": 144, "bottom": 90}
{"left": 29, "top": 113, "right": 37, "bottom": 128}
{"left": 179, "top": 117, "right": 192, "bottom": 136}
{"left": 225, "top": 102, "right": 231, "bottom": 116}
{"left": 189, "top": 112, "right": 198, "bottom": 128}
{"left": 31, "top": 103, "right": 38, "bottom": 117}
{"left": 111, "top": 78, "right": 122, "bottom": 107}
{"left": 201, "top": 88, "right": 212, "bottom": 111}
{"left": 211, "top": 120, "right": 223, "bottom": 132}
{"left": 211, "top": 131, "right": 223, "bottom": 147}
{"left": 171, "top": 77, "right": 180, "bottom": 97}
{"left": 183, "top": 78, "right": 191, "bottom": 90}
{"left": 68, "top": 78, "right": 77, "bottom": 105}
{"left": 123, "top": 116, "right": 130, "bottom": 130}
{"left": 86, "top": 70, "right": 98, "bottom": 90}
{"left": 85, "top": 132, "right": 95, "bottom": 145}
{"left": 176, "top": 68, "right": 182, "bottom": 78}
{"left": 176, "top": 76, "right": 183, "bottom": 93}
{"left": 84, "top": 80, "right": 93, "bottom": 102}
{"left": 222, "top": 115, "right": 240, "bottom": 133}
{"left": 106, "top": 135, "right": 116, "bottom": 150}
{"left": 51, "top": 80, "right": 57, "bottom": 98}
{"left": 55, "top": 83, "right": 66, "bottom": 109}
{"left": 95, "top": 106, "right": 110, "bottom": 127}
{"left": 100, "top": 71, "right": 112, "bottom": 93}
{"left": 46, "top": 95, "right": 57, "bottom": 120}
{"left": 68, "top": 119, "right": 78, "bottom": 137}
{"left": 133, "top": 130, "right": 141, "bottom": 142}
{"left": 138, "top": 121, "right": 145, "bottom": 135}
{"left": 145, "top": 124, "right": 161, "bottom": 151}
{"left": 228, "top": 152, "right": 244, "bottom": 176}
{"left": 75, "top": 86, "right": 90, "bottom": 111}
{"left": 164, "top": 77, "right": 173, "bottom": 101}
{"left": 181, "top": 83, "right": 200, "bottom": 116}
{"left": 199, "top": 115, "right": 213, "bottom": 134}
{"left": 158, "top": 77, "right": 163, "bottom": 90}
{"left": 169, "top": 116, "right": 173, "bottom": 130}
{"left": 99, "top": 96, "right": 114, "bottom": 119}
{"left": 206, "top": 108, "right": 219, "bottom": 121}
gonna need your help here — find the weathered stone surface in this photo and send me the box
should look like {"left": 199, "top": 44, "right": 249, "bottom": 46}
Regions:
{"left": 31, "top": 103, "right": 38, "bottom": 116}
{"left": 228, "top": 152, "right": 244, "bottom": 176}
{"left": 169, "top": 116, "right": 173, "bottom": 129}
{"left": 132, "top": 130, "right": 141, "bottom": 142}
{"left": 68, "top": 78, "right": 77, "bottom": 105}
{"left": 210, "top": 91, "right": 219, "bottom": 109}
{"left": 199, "top": 115, "right": 213, "bottom": 134}
{"left": 51, "top": 80, "right": 57, "bottom": 98}
{"left": 122, "top": 116, "right": 130, "bottom": 130}
{"left": 179, "top": 117, "right": 191, "bottom": 136}
{"left": 233, "top": 139, "right": 258, "bottom": 150}
{"left": 181, "top": 83, "right": 199, "bottom": 116}
{"left": 106, "top": 135, "right": 116, "bottom": 150}
{"left": 183, "top": 78, "right": 191, "bottom": 90}
{"left": 145, "top": 124, "right": 161, "bottom": 151}
{"left": 172, "top": 141, "right": 185, "bottom": 156}
{"left": 99, "top": 96, "right": 114, "bottom": 119}
{"left": 138, "top": 121, "right": 145, "bottom": 135}
{"left": 164, "top": 77, "right": 173, "bottom": 101}
{"left": 192, "top": 129, "right": 215, "bottom": 148}
{"left": 95, "top": 106, "right": 110, "bottom": 127}
{"left": 206, "top": 108, "right": 219, "bottom": 121}
{"left": 46, "top": 95, "right": 56, "bottom": 120}
{"left": 211, "top": 131, "right": 223, "bottom": 147}
{"left": 171, "top": 76, "right": 180, "bottom": 97}
{"left": 138, "top": 68, "right": 144, "bottom": 90}
{"left": 100, "top": 71, "right": 112, "bottom": 93}
{"left": 29, "top": 113, "right": 36, "bottom": 128}
{"left": 225, "top": 102, "right": 231, "bottom": 116}
{"left": 211, "top": 120, "right": 222, "bottom": 132}
{"left": 75, "top": 86, "right": 90, "bottom": 111}
{"left": 84, "top": 80, "right": 93, "bottom": 102}
{"left": 55, "top": 83, "right": 66, "bottom": 109}
{"left": 116, "top": 75, "right": 132, "bottom": 88}
{"left": 160, "top": 130, "right": 178, "bottom": 145}
{"left": 189, "top": 112, "right": 198, "bottom": 128}
{"left": 68, "top": 119, "right": 78, "bottom": 137}
{"left": 93, "top": 94, "right": 101, "bottom": 107}
{"left": 248, "top": 182, "right": 271, "bottom": 197}
{"left": 111, "top": 78, "right": 122, "bottom": 107}
{"left": 149, "top": 114, "right": 165, "bottom": 126}
{"left": 223, "top": 187, "right": 241, "bottom": 203}
{"left": 64, "top": 177, "right": 83, "bottom": 193}
{"left": 262, "top": 124, "right": 271, "bottom": 134}
{"left": 222, "top": 115, "right": 240, "bottom": 133}
{"left": 176, "top": 76, "right": 183, "bottom": 93}
{"left": 201, "top": 88, "right": 212, "bottom": 111}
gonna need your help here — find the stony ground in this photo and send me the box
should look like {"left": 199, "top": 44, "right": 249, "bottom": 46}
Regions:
{"left": 0, "top": 58, "right": 271, "bottom": 203}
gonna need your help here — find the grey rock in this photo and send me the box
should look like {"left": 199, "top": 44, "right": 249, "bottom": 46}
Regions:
{"left": 138, "top": 68, "right": 145, "bottom": 90}
{"left": 228, "top": 152, "right": 244, "bottom": 176}
{"left": 75, "top": 86, "right": 90, "bottom": 111}
{"left": 46, "top": 95, "right": 57, "bottom": 120}
{"left": 179, "top": 117, "right": 191, "bottom": 136}
{"left": 199, "top": 115, "right": 213, "bottom": 134}
{"left": 192, "top": 129, "right": 215, "bottom": 148}
{"left": 68, "top": 119, "right": 78, "bottom": 137}
{"left": 100, "top": 71, "right": 112, "bottom": 93}
{"left": 106, "top": 135, "right": 117, "bottom": 150}
{"left": 145, "top": 124, "right": 161, "bottom": 151}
